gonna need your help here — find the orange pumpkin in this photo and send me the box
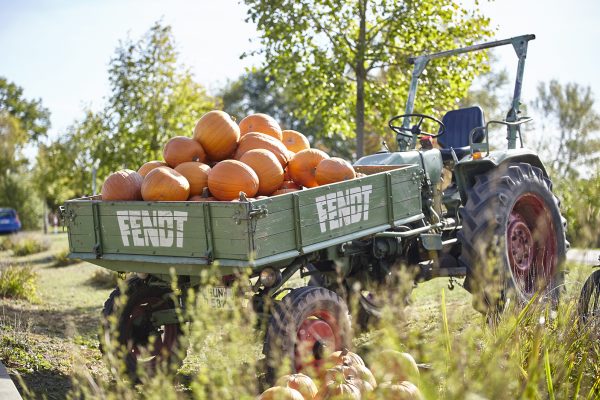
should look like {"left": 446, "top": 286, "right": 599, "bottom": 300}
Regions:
{"left": 239, "top": 149, "right": 284, "bottom": 196}
{"left": 315, "top": 157, "right": 356, "bottom": 185}
{"left": 279, "top": 180, "right": 302, "bottom": 190}
{"left": 288, "top": 149, "right": 329, "bottom": 188}
{"left": 174, "top": 161, "right": 211, "bottom": 197}
{"left": 163, "top": 136, "right": 206, "bottom": 167}
{"left": 275, "top": 374, "right": 318, "bottom": 400}
{"left": 138, "top": 161, "right": 168, "bottom": 177}
{"left": 141, "top": 167, "right": 190, "bottom": 201}
{"left": 101, "top": 169, "right": 143, "bottom": 201}
{"left": 282, "top": 130, "right": 310, "bottom": 153}
{"left": 271, "top": 188, "right": 300, "bottom": 196}
{"left": 234, "top": 132, "right": 291, "bottom": 168}
{"left": 208, "top": 160, "right": 259, "bottom": 201}
{"left": 239, "top": 113, "right": 282, "bottom": 141}
{"left": 193, "top": 110, "right": 240, "bottom": 161}
{"left": 317, "top": 378, "right": 361, "bottom": 400}
{"left": 326, "top": 349, "right": 366, "bottom": 368}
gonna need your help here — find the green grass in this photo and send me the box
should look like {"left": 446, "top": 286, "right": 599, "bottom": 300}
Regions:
{"left": 0, "top": 264, "right": 38, "bottom": 301}
{"left": 0, "top": 232, "right": 598, "bottom": 399}
{"left": 1, "top": 233, "right": 50, "bottom": 256}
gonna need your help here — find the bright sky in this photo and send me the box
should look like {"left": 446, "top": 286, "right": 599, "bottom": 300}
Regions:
{"left": 1, "top": 0, "right": 599, "bottom": 144}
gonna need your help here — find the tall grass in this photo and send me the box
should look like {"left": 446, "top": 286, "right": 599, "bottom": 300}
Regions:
{"left": 59, "top": 267, "right": 598, "bottom": 400}
{"left": 1, "top": 233, "right": 50, "bottom": 256}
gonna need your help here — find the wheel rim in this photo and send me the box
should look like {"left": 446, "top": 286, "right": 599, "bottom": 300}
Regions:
{"left": 123, "top": 296, "right": 179, "bottom": 368}
{"left": 507, "top": 193, "right": 557, "bottom": 297}
{"left": 294, "top": 310, "right": 341, "bottom": 373}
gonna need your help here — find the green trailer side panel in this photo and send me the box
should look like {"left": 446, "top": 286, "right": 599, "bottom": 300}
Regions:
{"left": 64, "top": 165, "right": 424, "bottom": 272}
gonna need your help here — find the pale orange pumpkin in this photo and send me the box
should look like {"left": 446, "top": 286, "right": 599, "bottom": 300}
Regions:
{"left": 239, "top": 113, "right": 282, "bottom": 141}
{"left": 163, "top": 136, "right": 206, "bottom": 167}
{"left": 377, "top": 381, "right": 423, "bottom": 400}
{"left": 137, "top": 161, "right": 168, "bottom": 177}
{"left": 275, "top": 374, "right": 318, "bottom": 400}
{"left": 370, "top": 350, "right": 420, "bottom": 384}
{"left": 239, "top": 149, "right": 284, "bottom": 196}
{"left": 101, "top": 169, "right": 143, "bottom": 201}
{"left": 193, "top": 110, "right": 240, "bottom": 161}
{"left": 141, "top": 167, "right": 190, "bottom": 201}
{"left": 208, "top": 160, "right": 259, "bottom": 201}
{"left": 315, "top": 157, "right": 356, "bottom": 185}
{"left": 288, "top": 149, "right": 329, "bottom": 188}
{"left": 174, "top": 161, "right": 211, "bottom": 197}
{"left": 326, "top": 349, "right": 366, "bottom": 368}
{"left": 258, "top": 386, "right": 305, "bottom": 400}
{"left": 234, "top": 132, "right": 291, "bottom": 168}
{"left": 282, "top": 130, "right": 310, "bottom": 153}
{"left": 317, "top": 378, "right": 361, "bottom": 400}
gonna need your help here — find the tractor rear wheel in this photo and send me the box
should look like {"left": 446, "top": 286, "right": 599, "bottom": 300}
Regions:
{"left": 101, "top": 278, "right": 185, "bottom": 380}
{"left": 458, "top": 162, "right": 567, "bottom": 315}
{"left": 262, "top": 286, "right": 352, "bottom": 384}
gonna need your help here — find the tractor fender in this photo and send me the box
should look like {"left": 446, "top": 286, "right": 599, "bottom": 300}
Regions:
{"left": 454, "top": 148, "right": 548, "bottom": 203}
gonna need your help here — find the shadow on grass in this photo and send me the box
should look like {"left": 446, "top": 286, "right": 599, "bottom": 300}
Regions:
{"left": 13, "top": 369, "right": 72, "bottom": 400}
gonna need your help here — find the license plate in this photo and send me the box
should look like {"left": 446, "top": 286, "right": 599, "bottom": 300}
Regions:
{"left": 0, "top": 219, "right": 10, "bottom": 224}
{"left": 200, "top": 286, "right": 235, "bottom": 309}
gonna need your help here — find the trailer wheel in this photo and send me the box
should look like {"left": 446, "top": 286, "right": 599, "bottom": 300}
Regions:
{"left": 263, "top": 286, "right": 352, "bottom": 384}
{"left": 578, "top": 269, "right": 600, "bottom": 329}
{"left": 458, "top": 162, "right": 567, "bottom": 315}
{"left": 101, "top": 278, "right": 184, "bottom": 379}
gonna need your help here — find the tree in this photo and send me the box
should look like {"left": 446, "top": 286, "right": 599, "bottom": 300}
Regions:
{"left": 36, "top": 22, "right": 218, "bottom": 206}
{"left": 534, "top": 80, "right": 600, "bottom": 178}
{"left": 244, "top": 0, "right": 492, "bottom": 158}
{"left": 0, "top": 77, "right": 50, "bottom": 142}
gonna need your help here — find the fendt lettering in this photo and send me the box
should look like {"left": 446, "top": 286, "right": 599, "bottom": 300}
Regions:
{"left": 315, "top": 185, "right": 373, "bottom": 233}
{"left": 116, "top": 210, "right": 188, "bottom": 248}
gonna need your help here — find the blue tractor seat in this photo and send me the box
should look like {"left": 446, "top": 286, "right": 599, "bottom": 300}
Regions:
{"left": 437, "top": 106, "right": 485, "bottom": 161}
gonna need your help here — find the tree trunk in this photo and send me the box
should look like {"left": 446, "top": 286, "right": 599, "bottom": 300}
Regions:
{"left": 355, "top": 0, "right": 367, "bottom": 159}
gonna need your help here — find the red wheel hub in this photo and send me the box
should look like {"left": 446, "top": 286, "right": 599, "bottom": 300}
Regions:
{"left": 294, "top": 311, "right": 340, "bottom": 373}
{"left": 507, "top": 193, "right": 557, "bottom": 296}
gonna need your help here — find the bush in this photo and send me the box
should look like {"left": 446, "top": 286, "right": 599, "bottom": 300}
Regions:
{"left": 6, "top": 234, "right": 50, "bottom": 256}
{"left": 0, "top": 264, "right": 38, "bottom": 302}
{"left": 87, "top": 269, "right": 119, "bottom": 288}
{"left": 52, "top": 248, "right": 79, "bottom": 267}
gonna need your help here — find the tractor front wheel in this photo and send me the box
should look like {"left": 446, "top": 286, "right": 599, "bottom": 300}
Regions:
{"left": 458, "top": 162, "right": 567, "bottom": 315}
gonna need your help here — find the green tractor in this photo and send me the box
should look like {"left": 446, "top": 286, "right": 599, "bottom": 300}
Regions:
{"left": 64, "top": 34, "right": 568, "bottom": 381}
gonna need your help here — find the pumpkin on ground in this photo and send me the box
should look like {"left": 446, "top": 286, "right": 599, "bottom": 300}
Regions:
{"left": 234, "top": 132, "right": 291, "bottom": 168}
{"left": 138, "top": 161, "right": 168, "bottom": 177}
{"left": 163, "top": 136, "right": 206, "bottom": 167}
{"left": 326, "top": 349, "right": 366, "bottom": 368}
{"left": 174, "top": 161, "right": 211, "bottom": 197}
{"left": 282, "top": 130, "right": 310, "bottom": 153}
{"left": 239, "top": 113, "right": 282, "bottom": 141}
{"left": 317, "top": 377, "right": 362, "bottom": 400}
{"left": 275, "top": 374, "right": 318, "bottom": 400}
{"left": 193, "top": 110, "right": 240, "bottom": 161}
{"left": 378, "top": 381, "right": 423, "bottom": 400}
{"left": 208, "top": 160, "right": 259, "bottom": 201}
{"left": 101, "top": 169, "right": 143, "bottom": 201}
{"left": 288, "top": 149, "right": 329, "bottom": 188}
{"left": 258, "top": 386, "right": 305, "bottom": 400}
{"left": 141, "top": 167, "right": 190, "bottom": 201}
{"left": 315, "top": 157, "right": 356, "bottom": 185}
{"left": 239, "top": 149, "right": 284, "bottom": 196}
{"left": 370, "top": 350, "right": 420, "bottom": 384}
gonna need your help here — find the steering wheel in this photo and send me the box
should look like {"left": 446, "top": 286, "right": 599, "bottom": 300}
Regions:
{"left": 389, "top": 113, "right": 446, "bottom": 139}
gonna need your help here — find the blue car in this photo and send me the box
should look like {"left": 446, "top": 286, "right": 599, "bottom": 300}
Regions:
{"left": 0, "top": 208, "right": 21, "bottom": 234}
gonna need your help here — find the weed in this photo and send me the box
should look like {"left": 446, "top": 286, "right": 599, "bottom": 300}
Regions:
{"left": 87, "top": 269, "right": 119, "bottom": 288}
{"left": 0, "top": 263, "right": 38, "bottom": 302}
{"left": 52, "top": 248, "right": 80, "bottom": 267}
{"left": 1, "top": 233, "right": 50, "bottom": 256}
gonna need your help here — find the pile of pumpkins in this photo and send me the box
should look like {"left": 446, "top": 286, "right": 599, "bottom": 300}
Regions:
{"left": 259, "top": 349, "right": 423, "bottom": 400}
{"left": 101, "top": 111, "right": 360, "bottom": 202}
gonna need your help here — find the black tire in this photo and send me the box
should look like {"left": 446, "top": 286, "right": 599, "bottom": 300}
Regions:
{"left": 263, "top": 286, "right": 352, "bottom": 384}
{"left": 458, "top": 162, "right": 567, "bottom": 315}
{"left": 578, "top": 269, "right": 600, "bottom": 327}
{"left": 101, "top": 278, "right": 184, "bottom": 379}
